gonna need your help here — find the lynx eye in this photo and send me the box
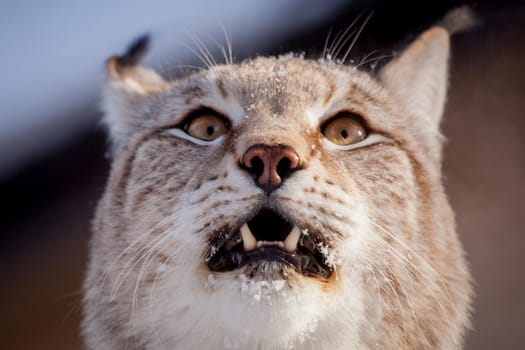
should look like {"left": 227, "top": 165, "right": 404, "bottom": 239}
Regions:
{"left": 184, "top": 112, "right": 229, "bottom": 141}
{"left": 322, "top": 113, "right": 367, "bottom": 146}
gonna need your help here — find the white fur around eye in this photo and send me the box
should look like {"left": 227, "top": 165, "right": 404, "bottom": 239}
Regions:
{"left": 163, "top": 128, "right": 226, "bottom": 146}
{"left": 320, "top": 133, "right": 389, "bottom": 151}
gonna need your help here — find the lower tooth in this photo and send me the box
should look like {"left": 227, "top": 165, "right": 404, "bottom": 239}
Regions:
{"left": 283, "top": 226, "right": 301, "bottom": 253}
{"left": 240, "top": 224, "right": 257, "bottom": 251}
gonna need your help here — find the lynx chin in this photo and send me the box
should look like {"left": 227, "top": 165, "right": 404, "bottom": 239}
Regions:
{"left": 82, "top": 26, "right": 472, "bottom": 349}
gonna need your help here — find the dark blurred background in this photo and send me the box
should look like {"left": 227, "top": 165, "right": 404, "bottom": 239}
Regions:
{"left": 1, "top": 1, "right": 524, "bottom": 349}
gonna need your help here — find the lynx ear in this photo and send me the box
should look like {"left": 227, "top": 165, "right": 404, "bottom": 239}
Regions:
{"left": 380, "top": 27, "right": 450, "bottom": 157}
{"left": 103, "top": 35, "right": 169, "bottom": 153}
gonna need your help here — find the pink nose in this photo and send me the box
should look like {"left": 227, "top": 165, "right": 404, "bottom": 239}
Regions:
{"left": 242, "top": 145, "right": 300, "bottom": 193}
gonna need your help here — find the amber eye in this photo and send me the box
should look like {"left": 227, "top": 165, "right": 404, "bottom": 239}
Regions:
{"left": 322, "top": 113, "right": 367, "bottom": 146}
{"left": 184, "top": 112, "right": 229, "bottom": 141}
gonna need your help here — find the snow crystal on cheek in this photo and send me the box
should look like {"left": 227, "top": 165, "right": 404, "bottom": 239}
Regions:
{"left": 157, "top": 262, "right": 168, "bottom": 273}
{"left": 277, "top": 65, "right": 287, "bottom": 77}
{"left": 317, "top": 242, "right": 340, "bottom": 270}
{"left": 238, "top": 274, "right": 287, "bottom": 303}
{"left": 205, "top": 273, "right": 216, "bottom": 291}
{"left": 205, "top": 244, "right": 219, "bottom": 262}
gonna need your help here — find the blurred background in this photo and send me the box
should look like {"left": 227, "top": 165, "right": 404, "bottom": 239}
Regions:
{"left": 1, "top": 0, "right": 523, "bottom": 349}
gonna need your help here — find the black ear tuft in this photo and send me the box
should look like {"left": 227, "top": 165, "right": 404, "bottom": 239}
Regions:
{"left": 115, "top": 34, "right": 150, "bottom": 67}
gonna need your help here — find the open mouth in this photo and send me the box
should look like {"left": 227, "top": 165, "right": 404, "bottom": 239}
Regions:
{"left": 206, "top": 209, "right": 333, "bottom": 279}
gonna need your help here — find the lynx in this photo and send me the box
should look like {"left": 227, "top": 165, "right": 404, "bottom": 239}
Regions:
{"left": 83, "top": 26, "right": 472, "bottom": 349}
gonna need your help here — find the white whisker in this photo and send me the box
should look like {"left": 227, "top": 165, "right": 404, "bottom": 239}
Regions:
{"left": 131, "top": 229, "right": 176, "bottom": 343}
{"left": 368, "top": 219, "right": 454, "bottom": 329}
{"left": 89, "top": 210, "right": 179, "bottom": 315}
{"left": 328, "top": 12, "right": 364, "bottom": 60}
{"left": 322, "top": 26, "right": 334, "bottom": 59}
{"left": 109, "top": 210, "right": 181, "bottom": 299}
{"left": 220, "top": 24, "right": 234, "bottom": 65}
{"left": 192, "top": 34, "right": 218, "bottom": 68}
{"left": 356, "top": 53, "right": 393, "bottom": 69}
{"left": 341, "top": 11, "right": 374, "bottom": 64}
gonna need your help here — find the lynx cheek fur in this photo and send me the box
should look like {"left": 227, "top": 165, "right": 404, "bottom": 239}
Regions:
{"left": 82, "top": 27, "right": 472, "bottom": 349}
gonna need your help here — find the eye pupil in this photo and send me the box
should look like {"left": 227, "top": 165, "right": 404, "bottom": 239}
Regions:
{"left": 207, "top": 126, "right": 215, "bottom": 136}
{"left": 341, "top": 129, "right": 348, "bottom": 139}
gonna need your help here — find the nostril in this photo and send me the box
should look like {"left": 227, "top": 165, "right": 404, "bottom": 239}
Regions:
{"left": 276, "top": 157, "right": 292, "bottom": 179}
{"left": 250, "top": 156, "right": 264, "bottom": 178}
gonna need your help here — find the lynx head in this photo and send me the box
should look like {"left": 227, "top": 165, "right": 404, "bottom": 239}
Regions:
{"left": 83, "top": 27, "right": 472, "bottom": 349}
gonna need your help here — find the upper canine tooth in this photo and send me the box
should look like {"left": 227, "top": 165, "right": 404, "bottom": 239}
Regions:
{"left": 283, "top": 226, "right": 301, "bottom": 253}
{"left": 240, "top": 224, "right": 257, "bottom": 251}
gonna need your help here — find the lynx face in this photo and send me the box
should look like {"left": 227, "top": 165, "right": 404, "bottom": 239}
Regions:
{"left": 83, "top": 28, "right": 472, "bottom": 349}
